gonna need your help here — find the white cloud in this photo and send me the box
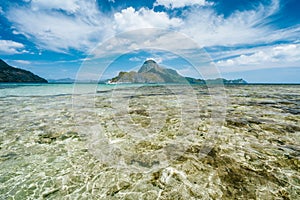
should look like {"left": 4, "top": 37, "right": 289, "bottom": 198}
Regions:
{"left": 177, "top": 65, "right": 200, "bottom": 77}
{"left": 14, "top": 60, "right": 31, "bottom": 65}
{"left": 7, "top": 3, "right": 182, "bottom": 53}
{"left": 96, "top": 0, "right": 297, "bottom": 56}
{"left": 129, "top": 57, "right": 142, "bottom": 62}
{"left": 216, "top": 44, "right": 300, "bottom": 72}
{"left": 178, "top": 0, "right": 284, "bottom": 47}
{"left": 92, "top": 29, "right": 201, "bottom": 58}
{"left": 31, "top": 0, "right": 80, "bottom": 13}
{"left": 154, "top": 0, "right": 211, "bottom": 9}
{"left": 12, "top": 30, "right": 21, "bottom": 35}
{"left": 0, "top": 40, "right": 26, "bottom": 54}
{"left": 113, "top": 7, "right": 182, "bottom": 31}
{"left": 129, "top": 51, "right": 179, "bottom": 63}
{"left": 7, "top": 0, "right": 114, "bottom": 52}
{"left": 5, "top": 0, "right": 300, "bottom": 66}
{"left": 146, "top": 57, "right": 163, "bottom": 63}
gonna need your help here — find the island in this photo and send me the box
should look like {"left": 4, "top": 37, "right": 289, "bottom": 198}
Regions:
{"left": 0, "top": 59, "right": 47, "bottom": 83}
{"left": 109, "top": 60, "right": 247, "bottom": 84}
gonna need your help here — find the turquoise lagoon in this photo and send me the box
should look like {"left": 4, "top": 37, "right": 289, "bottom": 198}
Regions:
{"left": 0, "top": 83, "right": 299, "bottom": 199}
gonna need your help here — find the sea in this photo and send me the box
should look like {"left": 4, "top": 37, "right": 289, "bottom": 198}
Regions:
{"left": 0, "top": 83, "right": 299, "bottom": 199}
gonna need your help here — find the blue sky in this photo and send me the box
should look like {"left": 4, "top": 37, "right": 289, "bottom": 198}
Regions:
{"left": 0, "top": 0, "right": 299, "bottom": 83}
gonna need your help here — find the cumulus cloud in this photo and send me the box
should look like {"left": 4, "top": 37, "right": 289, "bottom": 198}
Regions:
{"left": 0, "top": 40, "right": 26, "bottom": 54}
{"left": 216, "top": 44, "right": 300, "bottom": 72}
{"left": 154, "top": 0, "right": 211, "bottom": 9}
{"left": 116, "top": 0, "right": 299, "bottom": 54}
{"left": 113, "top": 7, "right": 182, "bottom": 31}
{"left": 7, "top": 3, "right": 182, "bottom": 53}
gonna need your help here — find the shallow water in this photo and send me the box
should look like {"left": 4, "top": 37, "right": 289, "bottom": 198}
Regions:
{"left": 0, "top": 84, "right": 299, "bottom": 199}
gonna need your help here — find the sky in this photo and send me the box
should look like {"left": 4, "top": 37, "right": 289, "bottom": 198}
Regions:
{"left": 0, "top": 0, "right": 299, "bottom": 83}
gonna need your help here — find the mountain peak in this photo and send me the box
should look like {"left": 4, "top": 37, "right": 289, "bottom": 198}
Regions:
{"left": 144, "top": 59, "right": 157, "bottom": 64}
{"left": 138, "top": 59, "right": 160, "bottom": 73}
{"left": 110, "top": 60, "right": 186, "bottom": 83}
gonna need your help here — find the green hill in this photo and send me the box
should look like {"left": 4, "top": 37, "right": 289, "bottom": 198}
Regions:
{"left": 0, "top": 59, "right": 47, "bottom": 83}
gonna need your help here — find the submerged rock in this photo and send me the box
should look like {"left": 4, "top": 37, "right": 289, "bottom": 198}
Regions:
{"left": 0, "top": 152, "right": 17, "bottom": 161}
{"left": 36, "top": 131, "right": 79, "bottom": 144}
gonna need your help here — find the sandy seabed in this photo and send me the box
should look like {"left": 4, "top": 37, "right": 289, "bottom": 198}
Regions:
{"left": 0, "top": 84, "right": 299, "bottom": 199}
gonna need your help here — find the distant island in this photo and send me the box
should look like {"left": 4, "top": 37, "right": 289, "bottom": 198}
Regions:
{"left": 48, "top": 78, "right": 75, "bottom": 83}
{"left": 109, "top": 60, "right": 247, "bottom": 84}
{"left": 48, "top": 78, "right": 101, "bottom": 83}
{"left": 0, "top": 58, "right": 247, "bottom": 84}
{"left": 0, "top": 59, "right": 47, "bottom": 83}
